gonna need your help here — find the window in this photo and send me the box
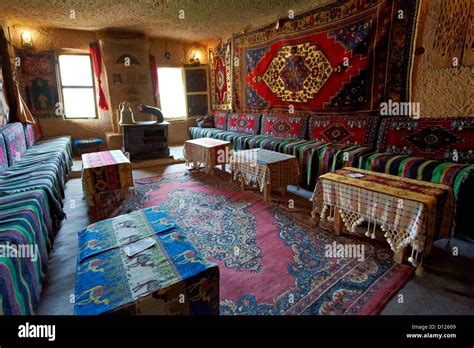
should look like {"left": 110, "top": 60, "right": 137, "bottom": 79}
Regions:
{"left": 58, "top": 54, "right": 97, "bottom": 118}
{"left": 157, "top": 67, "right": 187, "bottom": 119}
{"left": 184, "top": 66, "right": 210, "bottom": 116}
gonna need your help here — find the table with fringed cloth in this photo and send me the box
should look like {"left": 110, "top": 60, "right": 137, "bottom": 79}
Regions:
{"left": 311, "top": 168, "right": 454, "bottom": 267}
{"left": 231, "top": 148, "right": 300, "bottom": 202}
{"left": 74, "top": 207, "right": 219, "bottom": 315}
{"left": 184, "top": 138, "right": 231, "bottom": 175}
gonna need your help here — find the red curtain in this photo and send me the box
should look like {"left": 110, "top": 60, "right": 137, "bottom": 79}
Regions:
{"left": 149, "top": 54, "right": 159, "bottom": 106}
{"left": 89, "top": 42, "right": 109, "bottom": 110}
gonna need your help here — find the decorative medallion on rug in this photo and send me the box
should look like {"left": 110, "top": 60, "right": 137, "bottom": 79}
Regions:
{"left": 232, "top": 0, "right": 419, "bottom": 113}
{"left": 210, "top": 41, "right": 232, "bottom": 110}
{"left": 121, "top": 171, "right": 414, "bottom": 315}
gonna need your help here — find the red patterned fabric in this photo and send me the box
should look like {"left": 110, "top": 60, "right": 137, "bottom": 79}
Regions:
{"left": 233, "top": 0, "right": 419, "bottom": 113}
{"left": 149, "top": 55, "right": 159, "bottom": 106}
{"left": 260, "top": 114, "right": 308, "bottom": 139}
{"left": 15, "top": 49, "right": 59, "bottom": 116}
{"left": 211, "top": 111, "right": 229, "bottom": 130}
{"left": 210, "top": 42, "right": 232, "bottom": 110}
{"left": 309, "top": 114, "right": 378, "bottom": 147}
{"left": 215, "top": 57, "right": 227, "bottom": 104}
{"left": 377, "top": 117, "right": 474, "bottom": 163}
{"left": 89, "top": 42, "right": 109, "bottom": 111}
{"left": 227, "top": 113, "right": 261, "bottom": 135}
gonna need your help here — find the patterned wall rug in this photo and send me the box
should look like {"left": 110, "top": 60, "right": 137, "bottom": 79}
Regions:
{"left": 121, "top": 170, "right": 413, "bottom": 315}
{"left": 232, "top": 0, "right": 419, "bottom": 113}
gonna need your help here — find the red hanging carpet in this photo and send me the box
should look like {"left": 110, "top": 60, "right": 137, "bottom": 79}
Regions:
{"left": 121, "top": 170, "right": 413, "bottom": 315}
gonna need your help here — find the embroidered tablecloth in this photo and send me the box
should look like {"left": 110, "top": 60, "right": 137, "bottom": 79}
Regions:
{"left": 74, "top": 207, "right": 219, "bottom": 315}
{"left": 231, "top": 148, "right": 300, "bottom": 192}
{"left": 311, "top": 167, "right": 454, "bottom": 266}
{"left": 82, "top": 150, "right": 134, "bottom": 210}
{"left": 184, "top": 138, "right": 231, "bottom": 174}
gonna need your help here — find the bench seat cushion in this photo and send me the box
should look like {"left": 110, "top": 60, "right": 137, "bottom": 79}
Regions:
{"left": 376, "top": 117, "right": 474, "bottom": 163}
{"left": 0, "top": 133, "right": 7, "bottom": 173}
{"left": 227, "top": 113, "right": 261, "bottom": 135}
{"left": 1, "top": 123, "right": 27, "bottom": 165}
{"left": 260, "top": 113, "right": 308, "bottom": 139}
{"left": 211, "top": 111, "right": 229, "bottom": 130}
{"left": 308, "top": 113, "right": 378, "bottom": 147}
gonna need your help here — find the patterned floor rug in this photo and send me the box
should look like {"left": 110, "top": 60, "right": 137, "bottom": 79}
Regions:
{"left": 121, "top": 170, "right": 414, "bottom": 315}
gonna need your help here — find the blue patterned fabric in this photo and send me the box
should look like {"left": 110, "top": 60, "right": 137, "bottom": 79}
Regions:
{"left": 0, "top": 189, "right": 53, "bottom": 315}
{"left": 0, "top": 124, "right": 72, "bottom": 315}
{"left": 75, "top": 207, "right": 219, "bottom": 315}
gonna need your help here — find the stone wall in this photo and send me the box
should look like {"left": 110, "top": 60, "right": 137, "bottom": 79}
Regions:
{"left": 410, "top": 0, "right": 473, "bottom": 117}
{"left": 4, "top": 21, "right": 208, "bottom": 145}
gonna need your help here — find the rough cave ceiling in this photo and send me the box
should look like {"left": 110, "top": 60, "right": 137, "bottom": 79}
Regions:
{"left": 0, "top": 0, "right": 332, "bottom": 42}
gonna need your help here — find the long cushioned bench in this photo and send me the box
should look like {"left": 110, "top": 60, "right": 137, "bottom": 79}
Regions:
{"left": 0, "top": 122, "right": 72, "bottom": 314}
{"left": 189, "top": 112, "right": 474, "bottom": 238}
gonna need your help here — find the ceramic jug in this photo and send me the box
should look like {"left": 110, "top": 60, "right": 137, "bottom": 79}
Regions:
{"left": 119, "top": 101, "right": 135, "bottom": 125}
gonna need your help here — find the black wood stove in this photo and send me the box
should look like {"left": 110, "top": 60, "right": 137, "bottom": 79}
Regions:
{"left": 121, "top": 121, "right": 170, "bottom": 160}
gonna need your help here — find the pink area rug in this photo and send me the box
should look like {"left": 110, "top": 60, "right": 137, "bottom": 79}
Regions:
{"left": 122, "top": 170, "right": 414, "bottom": 315}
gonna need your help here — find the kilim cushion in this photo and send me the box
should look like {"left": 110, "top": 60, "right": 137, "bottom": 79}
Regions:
{"left": 0, "top": 133, "right": 8, "bottom": 172}
{"left": 1, "top": 122, "right": 27, "bottom": 165}
{"left": 211, "top": 110, "right": 229, "bottom": 131}
{"left": 376, "top": 117, "right": 474, "bottom": 163}
{"left": 227, "top": 113, "right": 261, "bottom": 135}
{"left": 23, "top": 123, "right": 37, "bottom": 148}
{"left": 260, "top": 113, "right": 308, "bottom": 139}
{"left": 197, "top": 115, "right": 214, "bottom": 128}
{"left": 308, "top": 114, "right": 378, "bottom": 147}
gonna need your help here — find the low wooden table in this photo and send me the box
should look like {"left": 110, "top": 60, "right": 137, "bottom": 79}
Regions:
{"left": 311, "top": 167, "right": 454, "bottom": 266}
{"left": 74, "top": 207, "right": 219, "bottom": 315}
{"left": 82, "top": 150, "right": 134, "bottom": 219}
{"left": 184, "top": 138, "right": 231, "bottom": 175}
{"left": 230, "top": 148, "right": 300, "bottom": 202}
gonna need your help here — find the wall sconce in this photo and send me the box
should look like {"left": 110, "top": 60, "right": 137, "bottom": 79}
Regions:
{"left": 191, "top": 51, "right": 201, "bottom": 64}
{"left": 187, "top": 49, "right": 201, "bottom": 65}
{"left": 21, "top": 31, "right": 33, "bottom": 48}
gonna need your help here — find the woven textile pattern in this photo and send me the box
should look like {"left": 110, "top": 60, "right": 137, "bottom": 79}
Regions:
{"left": 231, "top": 148, "right": 300, "bottom": 192}
{"left": 74, "top": 207, "right": 219, "bottom": 315}
{"left": 312, "top": 168, "right": 454, "bottom": 261}
{"left": 376, "top": 117, "right": 474, "bottom": 163}
{"left": 227, "top": 113, "right": 261, "bottom": 135}
{"left": 233, "top": 0, "right": 419, "bottom": 112}
{"left": 211, "top": 110, "right": 229, "bottom": 130}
